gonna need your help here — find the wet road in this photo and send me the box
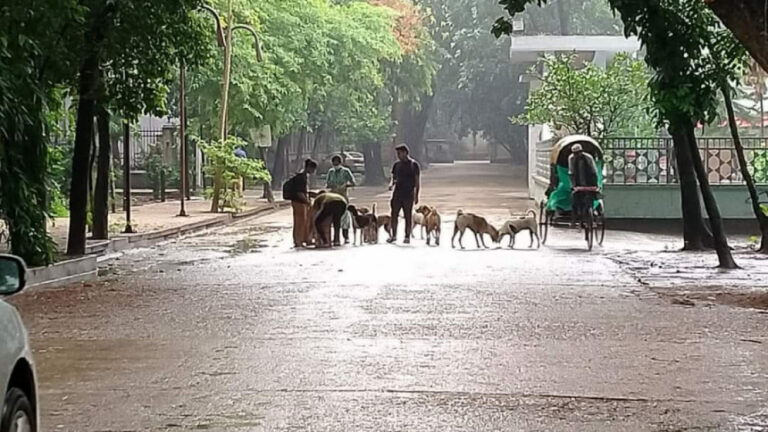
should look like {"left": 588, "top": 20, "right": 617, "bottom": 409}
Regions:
{"left": 10, "top": 163, "right": 768, "bottom": 431}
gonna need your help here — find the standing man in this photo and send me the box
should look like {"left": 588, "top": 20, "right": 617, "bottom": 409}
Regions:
{"left": 326, "top": 154, "right": 356, "bottom": 243}
{"left": 284, "top": 158, "right": 318, "bottom": 248}
{"left": 388, "top": 144, "right": 420, "bottom": 244}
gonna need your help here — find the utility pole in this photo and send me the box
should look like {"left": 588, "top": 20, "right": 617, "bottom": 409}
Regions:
{"left": 122, "top": 122, "right": 134, "bottom": 233}
{"left": 179, "top": 61, "right": 188, "bottom": 217}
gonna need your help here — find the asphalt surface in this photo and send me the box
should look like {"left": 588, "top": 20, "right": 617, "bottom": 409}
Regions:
{"left": 9, "top": 162, "right": 768, "bottom": 431}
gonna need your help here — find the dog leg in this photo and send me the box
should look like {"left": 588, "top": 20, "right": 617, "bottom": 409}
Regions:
{"left": 458, "top": 228, "right": 466, "bottom": 249}
{"left": 529, "top": 230, "right": 534, "bottom": 248}
{"left": 474, "top": 232, "right": 481, "bottom": 249}
{"left": 435, "top": 227, "right": 440, "bottom": 246}
{"left": 451, "top": 224, "right": 459, "bottom": 248}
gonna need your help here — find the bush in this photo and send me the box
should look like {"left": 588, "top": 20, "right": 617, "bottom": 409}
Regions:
{"left": 199, "top": 137, "right": 271, "bottom": 212}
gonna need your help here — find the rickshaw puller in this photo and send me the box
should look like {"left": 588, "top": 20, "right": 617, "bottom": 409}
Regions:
{"left": 569, "top": 144, "right": 598, "bottom": 228}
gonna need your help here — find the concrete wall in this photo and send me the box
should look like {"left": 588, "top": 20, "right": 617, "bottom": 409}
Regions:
{"left": 532, "top": 175, "right": 768, "bottom": 219}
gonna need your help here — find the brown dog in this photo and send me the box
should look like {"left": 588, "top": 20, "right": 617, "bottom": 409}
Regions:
{"left": 451, "top": 209, "right": 499, "bottom": 249}
{"left": 348, "top": 204, "right": 377, "bottom": 245}
{"left": 416, "top": 205, "right": 441, "bottom": 246}
{"left": 376, "top": 215, "right": 393, "bottom": 242}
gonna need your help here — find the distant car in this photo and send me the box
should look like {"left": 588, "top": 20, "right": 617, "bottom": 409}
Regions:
{"left": 319, "top": 151, "right": 366, "bottom": 175}
{"left": 0, "top": 255, "right": 38, "bottom": 432}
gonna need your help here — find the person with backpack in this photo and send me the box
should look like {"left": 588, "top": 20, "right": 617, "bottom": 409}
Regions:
{"left": 283, "top": 158, "right": 318, "bottom": 248}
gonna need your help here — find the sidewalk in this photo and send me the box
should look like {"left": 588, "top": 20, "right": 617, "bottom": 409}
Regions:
{"left": 16, "top": 194, "right": 283, "bottom": 288}
{"left": 48, "top": 194, "right": 280, "bottom": 251}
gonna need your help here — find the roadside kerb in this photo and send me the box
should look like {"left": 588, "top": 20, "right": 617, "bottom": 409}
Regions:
{"left": 25, "top": 202, "right": 286, "bottom": 290}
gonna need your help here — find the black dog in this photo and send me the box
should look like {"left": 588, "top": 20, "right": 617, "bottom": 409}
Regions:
{"left": 348, "top": 204, "right": 378, "bottom": 246}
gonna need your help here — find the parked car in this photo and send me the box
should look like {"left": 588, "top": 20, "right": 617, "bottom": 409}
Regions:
{"left": 319, "top": 151, "right": 366, "bottom": 175}
{"left": 0, "top": 255, "right": 38, "bottom": 432}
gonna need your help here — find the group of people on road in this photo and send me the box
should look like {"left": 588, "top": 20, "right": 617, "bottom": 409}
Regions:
{"left": 285, "top": 144, "right": 421, "bottom": 248}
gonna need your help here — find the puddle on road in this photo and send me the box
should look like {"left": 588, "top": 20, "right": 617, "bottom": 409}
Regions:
{"left": 662, "top": 290, "right": 768, "bottom": 311}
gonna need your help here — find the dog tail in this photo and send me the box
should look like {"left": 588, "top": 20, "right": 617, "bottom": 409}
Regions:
{"left": 372, "top": 203, "right": 377, "bottom": 216}
{"left": 527, "top": 209, "right": 537, "bottom": 220}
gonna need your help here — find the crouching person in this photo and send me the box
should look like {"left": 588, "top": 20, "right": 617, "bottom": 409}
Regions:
{"left": 312, "top": 191, "right": 348, "bottom": 248}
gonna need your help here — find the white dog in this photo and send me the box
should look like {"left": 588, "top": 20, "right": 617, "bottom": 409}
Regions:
{"left": 499, "top": 209, "right": 540, "bottom": 249}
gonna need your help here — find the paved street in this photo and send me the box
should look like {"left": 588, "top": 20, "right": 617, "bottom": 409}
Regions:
{"left": 10, "top": 162, "right": 768, "bottom": 431}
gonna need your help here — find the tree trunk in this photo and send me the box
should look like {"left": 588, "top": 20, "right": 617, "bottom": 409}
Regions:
{"left": 271, "top": 135, "right": 289, "bottom": 189}
{"left": 723, "top": 85, "right": 768, "bottom": 253}
{"left": 258, "top": 147, "right": 274, "bottom": 203}
{"left": 67, "top": 7, "right": 111, "bottom": 255}
{"left": 670, "top": 124, "right": 714, "bottom": 250}
{"left": 363, "top": 141, "right": 386, "bottom": 186}
{"left": 92, "top": 105, "right": 111, "bottom": 240}
{"left": 310, "top": 129, "right": 322, "bottom": 161}
{"left": 67, "top": 59, "right": 100, "bottom": 255}
{"left": 88, "top": 120, "right": 97, "bottom": 231}
{"left": 684, "top": 124, "right": 738, "bottom": 268}
{"left": 294, "top": 129, "right": 307, "bottom": 171}
{"left": 395, "top": 93, "right": 434, "bottom": 168}
{"left": 707, "top": 0, "right": 768, "bottom": 74}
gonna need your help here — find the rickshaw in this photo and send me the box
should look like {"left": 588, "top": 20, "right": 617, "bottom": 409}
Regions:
{"left": 539, "top": 135, "right": 606, "bottom": 250}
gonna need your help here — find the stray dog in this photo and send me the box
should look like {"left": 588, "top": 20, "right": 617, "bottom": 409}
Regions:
{"left": 377, "top": 215, "right": 393, "bottom": 242}
{"left": 451, "top": 209, "right": 499, "bottom": 249}
{"left": 411, "top": 212, "right": 425, "bottom": 239}
{"left": 348, "top": 204, "right": 378, "bottom": 245}
{"left": 416, "top": 205, "right": 441, "bottom": 246}
{"left": 499, "top": 209, "right": 540, "bottom": 249}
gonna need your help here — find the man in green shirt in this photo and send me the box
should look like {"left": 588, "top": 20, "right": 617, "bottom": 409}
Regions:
{"left": 312, "top": 191, "right": 348, "bottom": 247}
{"left": 326, "top": 155, "right": 356, "bottom": 243}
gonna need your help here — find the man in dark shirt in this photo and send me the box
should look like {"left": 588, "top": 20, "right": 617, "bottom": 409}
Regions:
{"left": 388, "top": 144, "right": 421, "bottom": 244}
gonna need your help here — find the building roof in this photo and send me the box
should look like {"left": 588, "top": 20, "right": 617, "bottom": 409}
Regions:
{"left": 509, "top": 35, "right": 641, "bottom": 60}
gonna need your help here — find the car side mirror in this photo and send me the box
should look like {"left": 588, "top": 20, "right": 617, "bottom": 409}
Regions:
{"left": 0, "top": 255, "right": 27, "bottom": 296}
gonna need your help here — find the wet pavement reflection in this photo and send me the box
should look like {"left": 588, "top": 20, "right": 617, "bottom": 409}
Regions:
{"left": 9, "top": 163, "right": 768, "bottom": 431}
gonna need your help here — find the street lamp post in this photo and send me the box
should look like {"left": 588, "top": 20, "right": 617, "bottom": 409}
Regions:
{"left": 178, "top": 61, "right": 188, "bottom": 216}
{"left": 177, "top": 6, "right": 227, "bottom": 217}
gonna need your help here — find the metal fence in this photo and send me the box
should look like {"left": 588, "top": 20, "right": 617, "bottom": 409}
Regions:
{"left": 115, "top": 129, "right": 166, "bottom": 170}
{"left": 535, "top": 137, "right": 768, "bottom": 185}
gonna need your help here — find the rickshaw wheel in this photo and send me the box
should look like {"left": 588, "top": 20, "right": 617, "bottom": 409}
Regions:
{"left": 539, "top": 201, "right": 549, "bottom": 245}
{"left": 597, "top": 211, "right": 606, "bottom": 246}
{"left": 585, "top": 210, "right": 595, "bottom": 251}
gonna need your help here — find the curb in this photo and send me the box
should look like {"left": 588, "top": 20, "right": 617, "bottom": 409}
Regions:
{"left": 26, "top": 202, "right": 286, "bottom": 290}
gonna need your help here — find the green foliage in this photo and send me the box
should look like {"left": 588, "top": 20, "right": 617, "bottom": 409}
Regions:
{"left": 200, "top": 136, "right": 271, "bottom": 211}
{"left": 187, "top": 0, "right": 434, "bottom": 154}
{"left": 514, "top": 53, "right": 656, "bottom": 137}
{"left": 143, "top": 146, "right": 178, "bottom": 199}
{"left": 754, "top": 151, "right": 768, "bottom": 183}
{"left": 47, "top": 143, "right": 73, "bottom": 217}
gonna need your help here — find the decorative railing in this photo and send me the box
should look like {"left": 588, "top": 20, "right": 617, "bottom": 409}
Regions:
{"left": 535, "top": 137, "right": 768, "bottom": 185}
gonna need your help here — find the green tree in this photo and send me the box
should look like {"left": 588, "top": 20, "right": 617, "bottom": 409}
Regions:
{"left": 66, "top": 0, "right": 213, "bottom": 254}
{"left": 0, "top": 0, "right": 83, "bottom": 266}
{"left": 515, "top": 54, "right": 656, "bottom": 138}
{"left": 495, "top": 0, "right": 739, "bottom": 268}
